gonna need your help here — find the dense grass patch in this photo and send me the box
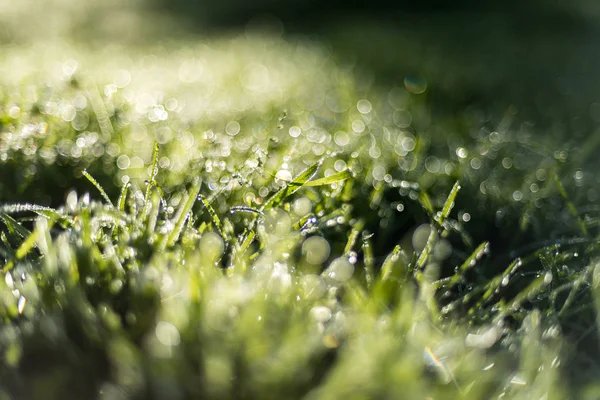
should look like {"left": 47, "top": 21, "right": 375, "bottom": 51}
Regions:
{"left": 0, "top": 33, "right": 599, "bottom": 399}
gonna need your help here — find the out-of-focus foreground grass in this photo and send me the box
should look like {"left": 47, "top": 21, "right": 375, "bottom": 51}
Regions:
{"left": 0, "top": 1, "right": 600, "bottom": 399}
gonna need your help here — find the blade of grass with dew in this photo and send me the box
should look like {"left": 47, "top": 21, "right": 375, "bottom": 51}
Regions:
{"left": 444, "top": 241, "right": 490, "bottom": 289}
{"left": 419, "top": 190, "right": 435, "bottom": 217}
{"left": 510, "top": 274, "right": 548, "bottom": 310}
{"left": 293, "top": 213, "right": 316, "bottom": 232}
{"left": 0, "top": 213, "right": 31, "bottom": 240}
{"left": 118, "top": 182, "right": 130, "bottom": 212}
{"left": 229, "top": 206, "right": 264, "bottom": 217}
{"left": 141, "top": 141, "right": 160, "bottom": 221}
{"left": 239, "top": 159, "right": 321, "bottom": 251}
{"left": 553, "top": 173, "right": 589, "bottom": 237}
{"left": 166, "top": 178, "right": 202, "bottom": 248}
{"left": 416, "top": 226, "right": 437, "bottom": 271}
{"left": 369, "top": 181, "right": 385, "bottom": 210}
{"left": 2, "top": 216, "right": 58, "bottom": 273}
{"left": 260, "top": 159, "right": 322, "bottom": 211}
{"left": 0, "top": 204, "right": 56, "bottom": 215}
{"left": 372, "top": 245, "right": 408, "bottom": 309}
{"left": 344, "top": 220, "right": 364, "bottom": 254}
{"left": 147, "top": 190, "right": 161, "bottom": 236}
{"left": 199, "top": 194, "right": 224, "bottom": 238}
{"left": 82, "top": 170, "right": 114, "bottom": 207}
{"left": 559, "top": 267, "right": 591, "bottom": 317}
{"left": 0, "top": 232, "right": 15, "bottom": 259}
{"left": 416, "top": 183, "right": 461, "bottom": 271}
{"left": 362, "top": 232, "right": 375, "bottom": 291}
{"left": 317, "top": 208, "right": 347, "bottom": 230}
{"left": 467, "top": 258, "right": 524, "bottom": 315}
{"left": 435, "top": 181, "right": 461, "bottom": 227}
{"left": 304, "top": 169, "right": 353, "bottom": 187}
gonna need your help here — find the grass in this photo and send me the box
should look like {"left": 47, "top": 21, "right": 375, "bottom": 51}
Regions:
{"left": 0, "top": 7, "right": 600, "bottom": 399}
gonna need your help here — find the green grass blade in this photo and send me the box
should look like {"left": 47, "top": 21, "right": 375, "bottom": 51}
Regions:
{"left": 0, "top": 204, "right": 56, "bottom": 215}
{"left": 415, "top": 225, "right": 437, "bottom": 271}
{"left": 419, "top": 190, "right": 435, "bottom": 216}
{"left": 553, "top": 173, "right": 588, "bottom": 237}
{"left": 0, "top": 214, "right": 31, "bottom": 239}
{"left": 167, "top": 178, "right": 202, "bottom": 247}
{"left": 199, "top": 194, "right": 224, "bottom": 237}
{"left": 304, "top": 169, "right": 352, "bottom": 187}
{"left": 82, "top": 170, "right": 114, "bottom": 207}
{"left": 117, "top": 182, "right": 130, "bottom": 212}
{"left": 362, "top": 232, "right": 375, "bottom": 290}
{"left": 344, "top": 220, "right": 364, "bottom": 254}
{"left": 141, "top": 141, "right": 161, "bottom": 220}
{"left": 372, "top": 245, "right": 408, "bottom": 308}
{"left": 437, "top": 181, "right": 461, "bottom": 226}
{"left": 261, "top": 159, "right": 322, "bottom": 211}
{"left": 2, "top": 216, "right": 57, "bottom": 272}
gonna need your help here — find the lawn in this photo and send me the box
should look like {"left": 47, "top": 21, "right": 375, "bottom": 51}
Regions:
{"left": 0, "top": 2, "right": 600, "bottom": 399}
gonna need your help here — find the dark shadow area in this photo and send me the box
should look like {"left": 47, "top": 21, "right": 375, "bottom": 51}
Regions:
{"left": 153, "top": 0, "right": 600, "bottom": 125}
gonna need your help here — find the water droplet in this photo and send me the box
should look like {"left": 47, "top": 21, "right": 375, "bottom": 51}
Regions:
{"left": 17, "top": 296, "right": 26, "bottom": 315}
{"left": 302, "top": 236, "right": 330, "bottom": 265}
{"left": 501, "top": 276, "right": 510, "bottom": 287}
{"left": 324, "top": 257, "right": 354, "bottom": 281}
{"left": 347, "top": 251, "right": 358, "bottom": 264}
{"left": 4, "top": 272, "right": 14, "bottom": 289}
{"left": 310, "top": 306, "right": 332, "bottom": 323}
{"left": 543, "top": 271, "right": 553, "bottom": 285}
{"left": 275, "top": 169, "right": 292, "bottom": 182}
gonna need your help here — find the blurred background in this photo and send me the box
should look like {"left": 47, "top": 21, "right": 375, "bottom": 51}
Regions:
{"left": 3, "top": 0, "right": 600, "bottom": 125}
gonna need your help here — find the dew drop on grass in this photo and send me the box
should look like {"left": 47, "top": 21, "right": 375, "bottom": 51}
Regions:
{"left": 275, "top": 169, "right": 292, "bottom": 183}
{"left": 501, "top": 276, "right": 510, "bottom": 287}
{"left": 17, "top": 296, "right": 26, "bottom": 314}
{"left": 292, "top": 197, "right": 312, "bottom": 217}
{"left": 347, "top": 251, "right": 358, "bottom": 265}
{"left": 310, "top": 306, "right": 332, "bottom": 323}
{"left": 324, "top": 257, "right": 354, "bottom": 281}
{"left": 302, "top": 236, "right": 330, "bottom": 265}
{"left": 5, "top": 272, "right": 14, "bottom": 289}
